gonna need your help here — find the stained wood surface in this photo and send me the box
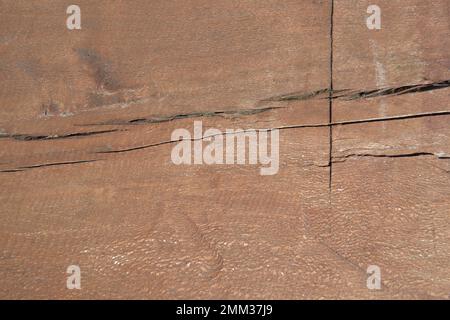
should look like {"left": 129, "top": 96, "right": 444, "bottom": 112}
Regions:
{"left": 0, "top": 0, "right": 449, "bottom": 299}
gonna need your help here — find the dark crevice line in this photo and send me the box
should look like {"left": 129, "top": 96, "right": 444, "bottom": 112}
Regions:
{"left": 0, "top": 159, "right": 99, "bottom": 173}
{"left": 332, "top": 152, "right": 450, "bottom": 163}
{"left": 0, "top": 129, "right": 122, "bottom": 141}
{"left": 96, "top": 124, "right": 293, "bottom": 154}
{"left": 79, "top": 106, "right": 283, "bottom": 127}
{"left": 95, "top": 110, "right": 450, "bottom": 155}
{"left": 328, "top": 0, "right": 334, "bottom": 191}
{"left": 265, "top": 79, "right": 450, "bottom": 102}
{"left": 73, "top": 80, "right": 449, "bottom": 129}
{"left": 342, "top": 79, "right": 450, "bottom": 100}
{"left": 96, "top": 140, "right": 175, "bottom": 154}
{"left": 0, "top": 169, "right": 25, "bottom": 173}
{"left": 311, "top": 152, "right": 450, "bottom": 168}
{"left": 261, "top": 88, "right": 335, "bottom": 102}
{"left": 278, "top": 110, "right": 450, "bottom": 130}
{"left": 331, "top": 110, "right": 450, "bottom": 126}
{"left": 4, "top": 140, "right": 449, "bottom": 173}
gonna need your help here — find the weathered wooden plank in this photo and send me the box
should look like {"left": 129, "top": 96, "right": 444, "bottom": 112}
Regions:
{"left": 0, "top": 0, "right": 449, "bottom": 299}
{"left": 320, "top": 0, "right": 450, "bottom": 298}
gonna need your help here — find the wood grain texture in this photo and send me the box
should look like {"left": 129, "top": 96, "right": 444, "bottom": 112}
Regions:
{"left": 0, "top": 0, "right": 449, "bottom": 299}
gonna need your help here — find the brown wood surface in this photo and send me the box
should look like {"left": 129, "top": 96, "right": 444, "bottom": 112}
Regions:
{"left": 0, "top": 0, "right": 449, "bottom": 299}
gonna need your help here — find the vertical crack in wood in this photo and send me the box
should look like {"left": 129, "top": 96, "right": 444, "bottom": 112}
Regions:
{"left": 328, "top": 0, "right": 334, "bottom": 192}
